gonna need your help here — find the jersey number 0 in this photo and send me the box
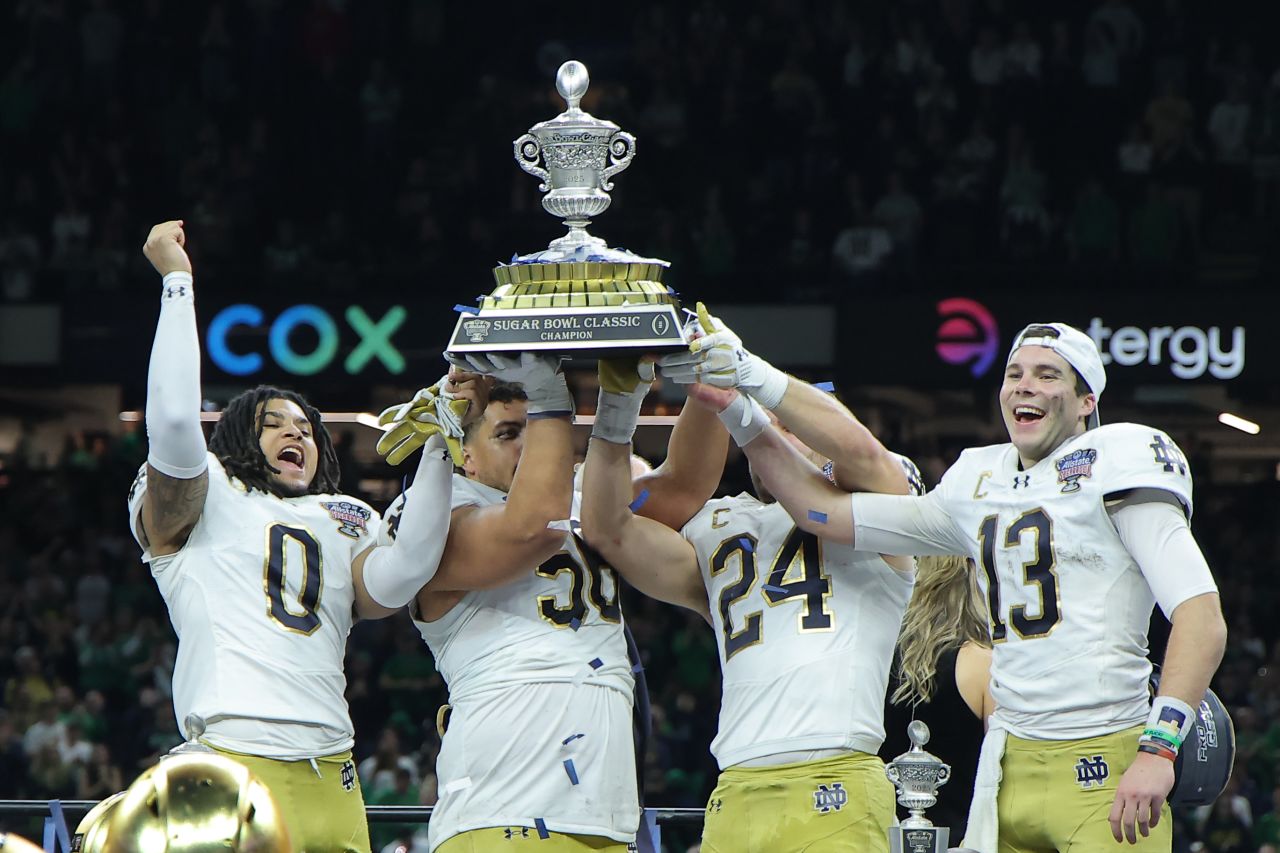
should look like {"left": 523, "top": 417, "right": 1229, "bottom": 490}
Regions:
{"left": 264, "top": 523, "right": 323, "bottom": 635}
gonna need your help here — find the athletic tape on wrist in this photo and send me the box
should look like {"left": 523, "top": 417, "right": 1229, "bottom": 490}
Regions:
{"left": 592, "top": 389, "right": 644, "bottom": 444}
{"left": 1145, "top": 695, "right": 1196, "bottom": 753}
{"left": 717, "top": 395, "right": 770, "bottom": 447}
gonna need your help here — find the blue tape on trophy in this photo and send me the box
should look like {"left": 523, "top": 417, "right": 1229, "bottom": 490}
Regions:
{"left": 763, "top": 584, "right": 788, "bottom": 596}
{"left": 452, "top": 304, "right": 476, "bottom": 315}
{"left": 563, "top": 759, "right": 580, "bottom": 785}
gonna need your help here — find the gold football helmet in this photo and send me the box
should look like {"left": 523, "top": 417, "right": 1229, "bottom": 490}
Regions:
{"left": 72, "top": 791, "right": 127, "bottom": 853}
{"left": 0, "top": 833, "right": 46, "bottom": 853}
{"left": 105, "top": 753, "right": 292, "bottom": 852}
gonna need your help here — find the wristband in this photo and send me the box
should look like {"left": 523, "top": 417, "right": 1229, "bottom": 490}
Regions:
{"left": 746, "top": 359, "right": 790, "bottom": 410}
{"left": 717, "top": 394, "right": 770, "bottom": 447}
{"left": 1145, "top": 695, "right": 1196, "bottom": 751}
{"left": 1137, "top": 742, "right": 1177, "bottom": 762}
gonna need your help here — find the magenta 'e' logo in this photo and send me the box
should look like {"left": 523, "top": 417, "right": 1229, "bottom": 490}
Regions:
{"left": 935, "top": 298, "right": 999, "bottom": 377}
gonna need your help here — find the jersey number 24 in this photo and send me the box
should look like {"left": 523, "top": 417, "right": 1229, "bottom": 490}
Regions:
{"left": 712, "top": 527, "right": 831, "bottom": 660}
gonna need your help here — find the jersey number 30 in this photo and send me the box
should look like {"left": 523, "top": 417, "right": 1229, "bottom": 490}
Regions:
{"left": 264, "top": 524, "right": 323, "bottom": 635}
{"left": 712, "top": 527, "right": 831, "bottom": 660}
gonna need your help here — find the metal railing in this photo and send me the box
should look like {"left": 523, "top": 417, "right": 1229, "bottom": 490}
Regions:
{"left": 0, "top": 799, "right": 706, "bottom": 827}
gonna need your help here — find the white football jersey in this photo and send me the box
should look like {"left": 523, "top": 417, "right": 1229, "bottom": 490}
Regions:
{"left": 127, "top": 453, "right": 380, "bottom": 759}
{"left": 682, "top": 494, "right": 915, "bottom": 770}
{"left": 398, "top": 474, "right": 638, "bottom": 851}
{"left": 851, "top": 423, "right": 1196, "bottom": 741}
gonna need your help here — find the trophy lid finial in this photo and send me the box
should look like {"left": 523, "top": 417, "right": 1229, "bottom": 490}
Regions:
{"left": 556, "top": 61, "right": 589, "bottom": 112}
{"left": 908, "top": 719, "right": 931, "bottom": 748}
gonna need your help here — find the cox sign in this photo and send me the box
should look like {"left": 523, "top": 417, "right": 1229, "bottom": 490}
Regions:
{"left": 208, "top": 304, "right": 406, "bottom": 376}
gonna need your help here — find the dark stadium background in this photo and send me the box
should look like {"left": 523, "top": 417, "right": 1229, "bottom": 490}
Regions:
{"left": 2, "top": 1, "right": 1279, "bottom": 850}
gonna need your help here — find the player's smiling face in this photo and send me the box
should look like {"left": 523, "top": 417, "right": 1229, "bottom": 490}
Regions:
{"left": 257, "top": 398, "right": 319, "bottom": 496}
{"left": 462, "top": 399, "right": 527, "bottom": 493}
{"left": 1000, "top": 346, "right": 1095, "bottom": 467}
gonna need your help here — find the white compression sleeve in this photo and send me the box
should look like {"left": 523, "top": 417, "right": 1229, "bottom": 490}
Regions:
{"left": 361, "top": 434, "right": 454, "bottom": 609}
{"left": 145, "top": 272, "right": 208, "bottom": 478}
{"left": 1109, "top": 492, "right": 1219, "bottom": 620}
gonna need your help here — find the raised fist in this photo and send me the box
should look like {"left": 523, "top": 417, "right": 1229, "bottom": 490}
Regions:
{"left": 142, "top": 221, "right": 193, "bottom": 277}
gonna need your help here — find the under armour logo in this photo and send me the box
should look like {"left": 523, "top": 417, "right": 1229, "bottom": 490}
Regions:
{"left": 1150, "top": 434, "right": 1188, "bottom": 475}
{"left": 1013, "top": 475, "right": 1030, "bottom": 489}
{"left": 813, "top": 782, "right": 848, "bottom": 813}
{"left": 1074, "top": 755, "right": 1109, "bottom": 789}
{"left": 707, "top": 798, "right": 723, "bottom": 813}
{"left": 504, "top": 828, "right": 531, "bottom": 839}
{"left": 165, "top": 284, "right": 187, "bottom": 299}
{"left": 340, "top": 759, "right": 357, "bottom": 792}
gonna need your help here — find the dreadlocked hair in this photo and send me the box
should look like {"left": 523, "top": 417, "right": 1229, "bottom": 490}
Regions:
{"left": 892, "top": 555, "right": 991, "bottom": 706}
{"left": 209, "top": 385, "right": 341, "bottom": 497}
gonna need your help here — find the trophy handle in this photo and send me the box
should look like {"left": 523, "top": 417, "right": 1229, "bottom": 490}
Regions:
{"left": 936, "top": 765, "right": 951, "bottom": 785}
{"left": 514, "top": 133, "right": 550, "bottom": 192}
{"left": 600, "top": 131, "right": 636, "bottom": 190}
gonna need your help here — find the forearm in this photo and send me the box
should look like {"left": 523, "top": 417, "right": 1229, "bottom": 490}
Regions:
{"left": 771, "top": 379, "right": 905, "bottom": 494}
{"left": 581, "top": 436, "right": 635, "bottom": 549}
{"left": 639, "top": 398, "right": 728, "bottom": 529}
{"left": 504, "top": 416, "right": 574, "bottom": 534}
{"left": 357, "top": 436, "right": 454, "bottom": 613}
{"left": 145, "top": 272, "right": 207, "bottom": 478}
{"left": 740, "top": 426, "right": 854, "bottom": 543}
{"left": 1158, "top": 593, "right": 1227, "bottom": 708}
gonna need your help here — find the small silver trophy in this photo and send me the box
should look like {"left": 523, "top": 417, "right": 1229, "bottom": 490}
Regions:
{"left": 166, "top": 713, "right": 216, "bottom": 756}
{"left": 886, "top": 721, "right": 952, "bottom": 853}
{"left": 447, "top": 60, "right": 686, "bottom": 356}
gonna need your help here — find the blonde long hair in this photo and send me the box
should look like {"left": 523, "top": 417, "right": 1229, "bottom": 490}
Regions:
{"left": 892, "top": 555, "right": 991, "bottom": 705}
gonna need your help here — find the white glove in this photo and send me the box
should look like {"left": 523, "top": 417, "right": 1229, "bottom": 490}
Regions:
{"left": 448, "top": 352, "right": 573, "bottom": 416}
{"left": 658, "top": 302, "right": 790, "bottom": 409}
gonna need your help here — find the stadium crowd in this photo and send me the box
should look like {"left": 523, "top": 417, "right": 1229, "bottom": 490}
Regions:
{"left": 2, "top": 0, "right": 1280, "bottom": 306}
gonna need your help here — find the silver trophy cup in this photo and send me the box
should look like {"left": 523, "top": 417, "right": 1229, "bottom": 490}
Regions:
{"left": 886, "top": 721, "right": 953, "bottom": 853}
{"left": 447, "top": 60, "right": 685, "bottom": 356}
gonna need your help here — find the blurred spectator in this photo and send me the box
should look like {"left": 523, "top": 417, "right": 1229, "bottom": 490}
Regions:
{"left": 969, "top": 27, "right": 1004, "bottom": 89}
{"left": 1067, "top": 177, "right": 1120, "bottom": 261}
{"left": 359, "top": 727, "right": 420, "bottom": 796}
{"left": 76, "top": 742, "right": 124, "bottom": 799}
{"left": 80, "top": 0, "right": 124, "bottom": 95}
{"left": 368, "top": 767, "right": 418, "bottom": 850}
{"left": 872, "top": 172, "right": 924, "bottom": 255}
{"left": 1004, "top": 21, "right": 1043, "bottom": 83}
{"left": 7, "top": 648, "right": 54, "bottom": 729}
{"left": 1128, "top": 183, "right": 1181, "bottom": 266}
{"left": 831, "top": 211, "right": 892, "bottom": 279}
{"left": 379, "top": 630, "right": 438, "bottom": 726}
{"left": 1087, "top": 0, "right": 1145, "bottom": 60}
{"left": 0, "top": 218, "right": 41, "bottom": 302}
{"left": 59, "top": 721, "right": 93, "bottom": 767}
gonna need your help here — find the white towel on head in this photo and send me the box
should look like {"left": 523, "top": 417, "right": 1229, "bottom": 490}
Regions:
{"left": 961, "top": 723, "right": 1007, "bottom": 853}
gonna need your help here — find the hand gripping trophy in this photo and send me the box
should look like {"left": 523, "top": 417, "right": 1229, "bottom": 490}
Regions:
{"left": 447, "top": 60, "right": 686, "bottom": 357}
{"left": 886, "top": 721, "right": 956, "bottom": 853}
